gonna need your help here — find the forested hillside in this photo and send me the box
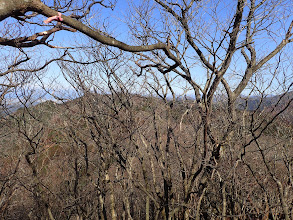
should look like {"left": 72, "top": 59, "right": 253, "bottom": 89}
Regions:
{"left": 0, "top": 92, "right": 292, "bottom": 219}
{"left": 1, "top": 0, "right": 293, "bottom": 219}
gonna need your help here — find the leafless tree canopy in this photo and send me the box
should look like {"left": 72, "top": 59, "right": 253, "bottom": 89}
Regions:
{"left": 0, "top": 0, "right": 293, "bottom": 219}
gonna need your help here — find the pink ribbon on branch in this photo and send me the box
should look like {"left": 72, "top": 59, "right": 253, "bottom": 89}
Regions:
{"left": 44, "top": 12, "right": 63, "bottom": 24}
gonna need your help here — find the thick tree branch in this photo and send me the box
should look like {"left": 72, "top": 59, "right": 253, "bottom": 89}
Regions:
{"left": 205, "top": 0, "right": 245, "bottom": 107}
{"left": 155, "top": 0, "right": 214, "bottom": 72}
{"left": 0, "top": 25, "right": 76, "bottom": 48}
{"left": 0, "top": 0, "right": 168, "bottom": 53}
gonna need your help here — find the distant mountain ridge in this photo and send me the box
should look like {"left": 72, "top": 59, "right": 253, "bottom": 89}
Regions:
{"left": 236, "top": 91, "right": 293, "bottom": 111}
{"left": 1, "top": 91, "right": 292, "bottom": 117}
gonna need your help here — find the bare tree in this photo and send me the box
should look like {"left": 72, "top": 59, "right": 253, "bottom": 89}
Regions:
{"left": 125, "top": 0, "right": 293, "bottom": 218}
{"left": 0, "top": 0, "right": 293, "bottom": 219}
{"left": 0, "top": 0, "right": 177, "bottom": 78}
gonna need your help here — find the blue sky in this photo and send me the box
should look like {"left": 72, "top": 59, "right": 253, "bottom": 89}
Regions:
{"left": 1, "top": 0, "right": 292, "bottom": 99}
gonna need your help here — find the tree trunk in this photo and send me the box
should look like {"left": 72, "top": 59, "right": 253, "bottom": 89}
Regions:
{"left": 146, "top": 195, "right": 150, "bottom": 220}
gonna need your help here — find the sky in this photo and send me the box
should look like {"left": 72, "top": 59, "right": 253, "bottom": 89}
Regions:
{"left": 1, "top": 0, "right": 293, "bottom": 101}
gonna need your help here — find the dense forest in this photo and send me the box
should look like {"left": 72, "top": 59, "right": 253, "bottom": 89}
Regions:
{"left": 0, "top": 90, "right": 292, "bottom": 219}
{"left": 0, "top": 0, "right": 293, "bottom": 219}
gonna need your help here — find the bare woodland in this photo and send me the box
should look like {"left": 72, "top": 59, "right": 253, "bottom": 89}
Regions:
{"left": 0, "top": 0, "right": 293, "bottom": 219}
